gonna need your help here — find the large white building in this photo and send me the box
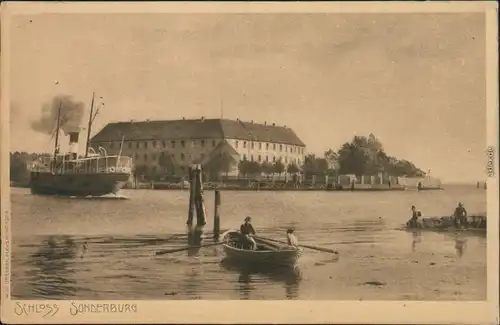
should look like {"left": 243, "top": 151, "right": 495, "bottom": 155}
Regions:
{"left": 91, "top": 118, "right": 306, "bottom": 177}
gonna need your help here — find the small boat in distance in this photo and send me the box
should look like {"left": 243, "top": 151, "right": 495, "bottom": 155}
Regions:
{"left": 402, "top": 215, "right": 487, "bottom": 234}
{"left": 222, "top": 231, "right": 302, "bottom": 267}
{"left": 28, "top": 93, "right": 133, "bottom": 197}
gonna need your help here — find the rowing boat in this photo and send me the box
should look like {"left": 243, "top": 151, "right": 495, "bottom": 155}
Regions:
{"left": 221, "top": 231, "right": 302, "bottom": 267}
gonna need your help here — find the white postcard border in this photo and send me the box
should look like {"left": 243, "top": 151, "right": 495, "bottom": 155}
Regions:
{"left": 1, "top": 1, "right": 498, "bottom": 324}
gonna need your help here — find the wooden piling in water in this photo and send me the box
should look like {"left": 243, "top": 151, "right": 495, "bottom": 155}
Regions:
{"left": 186, "top": 165, "right": 196, "bottom": 227}
{"left": 213, "top": 189, "right": 221, "bottom": 240}
{"left": 194, "top": 164, "right": 207, "bottom": 226}
{"left": 188, "top": 224, "right": 204, "bottom": 247}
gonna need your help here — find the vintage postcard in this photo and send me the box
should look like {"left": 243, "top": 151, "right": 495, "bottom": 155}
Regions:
{"left": 1, "top": 1, "right": 498, "bottom": 324}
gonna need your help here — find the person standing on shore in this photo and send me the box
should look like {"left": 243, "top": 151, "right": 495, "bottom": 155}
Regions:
{"left": 240, "top": 216, "right": 257, "bottom": 250}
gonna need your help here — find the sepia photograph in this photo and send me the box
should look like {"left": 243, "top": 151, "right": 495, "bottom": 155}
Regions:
{"left": 1, "top": 1, "right": 498, "bottom": 324}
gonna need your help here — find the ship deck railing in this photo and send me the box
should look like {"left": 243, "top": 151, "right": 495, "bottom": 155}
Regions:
{"left": 30, "top": 155, "right": 133, "bottom": 175}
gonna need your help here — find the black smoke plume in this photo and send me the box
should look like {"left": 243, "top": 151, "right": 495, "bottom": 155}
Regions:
{"left": 31, "top": 95, "right": 86, "bottom": 136}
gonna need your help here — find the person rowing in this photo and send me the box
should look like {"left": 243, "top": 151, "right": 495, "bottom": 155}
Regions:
{"left": 240, "top": 216, "right": 257, "bottom": 250}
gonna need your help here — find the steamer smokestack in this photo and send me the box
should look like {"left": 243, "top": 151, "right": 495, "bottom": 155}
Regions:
{"left": 67, "top": 127, "right": 81, "bottom": 159}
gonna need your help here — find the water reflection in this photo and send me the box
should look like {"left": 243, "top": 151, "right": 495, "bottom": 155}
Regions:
{"left": 411, "top": 231, "right": 422, "bottom": 252}
{"left": 187, "top": 227, "right": 204, "bottom": 257}
{"left": 183, "top": 266, "right": 201, "bottom": 299}
{"left": 220, "top": 258, "right": 302, "bottom": 300}
{"left": 237, "top": 272, "right": 252, "bottom": 300}
{"left": 181, "top": 228, "right": 207, "bottom": 298}
{"left": 454, "top": 235, "right": 467, "bottom": 257}
{"left": 24, "top": 235, "right": 79, "bottom": 299}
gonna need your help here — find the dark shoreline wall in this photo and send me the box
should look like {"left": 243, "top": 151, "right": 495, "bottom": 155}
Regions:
{"left": 125, "top": 182, "right": 443, "bottom": 192}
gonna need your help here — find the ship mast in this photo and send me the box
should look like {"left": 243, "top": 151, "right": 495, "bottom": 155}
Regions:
{"left": 53, "top": 102, "right": 62, "bottom": 161}
{"left": 84, "top": 92, "right": 96, "bottom": 158}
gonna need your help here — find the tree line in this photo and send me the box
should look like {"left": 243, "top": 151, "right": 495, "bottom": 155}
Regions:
{"left": 10, "top": 133, "right": 426, "bottom": 183}
{"left": 10, "top": 152, "right": 51, "bottom": 184}
{"left": 333, "top": 134, "right": 426, "bottom": 177}
{"left": 139, "top": 133, "right": 425, "bottom": 180}
{"left": 135, "top": 151, "right": 301, "bottom": 180}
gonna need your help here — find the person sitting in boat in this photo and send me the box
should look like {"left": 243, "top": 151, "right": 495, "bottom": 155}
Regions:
{"left": 240, "top": 216, "right": 257, "bottom": 250}
{"left": 453, "top": 202, "right": 468, "bottom": 227}
{"left": 286, "top": 229, "right": 299, "bottom": 247}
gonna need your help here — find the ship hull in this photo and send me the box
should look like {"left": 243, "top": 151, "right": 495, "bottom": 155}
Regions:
{"left": 29, "top": 171, "right": 130, "bottom": 197}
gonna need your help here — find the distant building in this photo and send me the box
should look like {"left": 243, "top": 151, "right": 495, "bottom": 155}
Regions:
{"left": 398, "top": 175, "right": 442, "bottom": 189}
{"left": 90, "top": 118, "right": 306, "bottom": 177}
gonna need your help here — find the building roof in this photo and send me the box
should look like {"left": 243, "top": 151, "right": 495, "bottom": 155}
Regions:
{"left": 202, "top": 139, "right": 240, "bottom": 165}
{"left": 91, "top": 118, "right": 306, "bottom": 146}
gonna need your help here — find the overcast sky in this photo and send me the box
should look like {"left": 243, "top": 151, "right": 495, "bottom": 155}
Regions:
{"left": 9, "top": 12, "right": 487, "bottom": 183}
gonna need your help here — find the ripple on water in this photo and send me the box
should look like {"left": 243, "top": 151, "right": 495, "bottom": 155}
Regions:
{"left": 10, "top": 186, "right": 487, "bottom": 300}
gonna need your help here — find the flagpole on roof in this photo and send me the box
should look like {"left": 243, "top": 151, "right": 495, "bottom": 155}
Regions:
{"left": 220, "top": 85, "right": 224, "bottom": 119}
{"left": 220, "top": 97, "right": 224, "bottom": 119}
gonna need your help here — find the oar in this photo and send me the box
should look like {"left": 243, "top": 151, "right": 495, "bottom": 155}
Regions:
{"left": 155, "top": 242, "right": 224, "bottom": 256}
{"left": 254, "top": 236, "right": 339, "bottom": 254}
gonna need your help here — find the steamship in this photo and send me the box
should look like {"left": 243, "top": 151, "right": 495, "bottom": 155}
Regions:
{"left": 28, "top": 93, "right": 133, "bottom": 197}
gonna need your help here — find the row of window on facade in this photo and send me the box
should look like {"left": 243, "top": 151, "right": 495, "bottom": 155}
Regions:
{"left": 133, "top": 152, "right": 300, "bottom": 165}
{"left": 233, "top": 140, "right": 304, "bottom": 154}
{"left": 132, "top": 152, "right": 200, "bottom": 163}
{"left": 118, "top": 139, "right": 218, "bottom": 150}
{"left": 106, "top": 139, "right": 304, "bottom": 154}
{"left": 240, "top": 154, "right": 300, "bottom": 165}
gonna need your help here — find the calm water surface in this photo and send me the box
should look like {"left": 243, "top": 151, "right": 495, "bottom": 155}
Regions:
{"left": 11, "top": 185, "right": 487, "bottom": 300}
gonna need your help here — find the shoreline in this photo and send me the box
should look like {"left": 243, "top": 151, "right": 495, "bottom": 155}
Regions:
{"left": 10, "top": 184, "right": 444, "bottom": 192}
{"left": 11, "top": 182, "right": 488, "bottom": 192}
{"left": 125, "top": 183, "right": 444, "bottom": 192}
